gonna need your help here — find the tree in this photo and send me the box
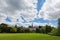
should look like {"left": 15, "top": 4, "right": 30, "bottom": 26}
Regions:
{"left": 24, "top": 28, "right": 30, "bottom": 33}
{"left": 56, "top": 18, "right": 60, "bottom": 36}
{"left": 10, "top": 26, "right": 17, "bottom": 33}
{"left": 36, "top": 28, "right": 40, "bottom": 33}
{"left": 44, "top": 25, "right": 52, "bottom": 34}
{"left": 17, "top": 27, "right": 21, "bottom": 33}
{"left": 0, "top": 23, "right": 8, "bottom": 28}
{"left": 15, "top": 25, "right": 18, "bottom": 28}
{"left": 39, "top": 26, "right": 42, "bottom": 28}
{"left": 0, "top": 23, "right": 8, "bottom": 33}
{"left": 17, "top": 27, "right": 25, "bottom": 33}
{"left": 29, "top": 26, "right": 33, "bottom": 28}
{"left": 36, "top": 27, "right": 43, "bottom": 33}
{"left": 50, "top": 18, "right": 60, "bottom": 36}
{"left": 6, "top": 27, "right": 12, "bottom": 33}
{"left": 19, "top": 28, "right": 25, "bottom": 33}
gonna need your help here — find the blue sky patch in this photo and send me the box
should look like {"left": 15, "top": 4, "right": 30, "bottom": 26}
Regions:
{"left": 5, "top": 17, "right": 12, "bottom": 22}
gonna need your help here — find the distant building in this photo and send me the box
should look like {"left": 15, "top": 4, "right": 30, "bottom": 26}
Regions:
{"left": 29, "top": 28, "right": 36, "bottom": 31}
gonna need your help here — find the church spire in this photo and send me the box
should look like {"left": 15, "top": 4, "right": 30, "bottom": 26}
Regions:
{"left": 32, "top": 22, "right": 33, "bottom": 28}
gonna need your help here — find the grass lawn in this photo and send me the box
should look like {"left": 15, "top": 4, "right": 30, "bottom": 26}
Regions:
{"left": 0, "top": 33, "right": 60, "bottom": 40}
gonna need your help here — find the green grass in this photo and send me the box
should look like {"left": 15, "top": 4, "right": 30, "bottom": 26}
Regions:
{"left": 0, "top": 33, "right": 60, "bottom": 40}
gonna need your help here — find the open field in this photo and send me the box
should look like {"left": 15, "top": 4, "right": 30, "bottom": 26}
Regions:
{"left": 0, "top": 33, "right": 60, "bottom": 40}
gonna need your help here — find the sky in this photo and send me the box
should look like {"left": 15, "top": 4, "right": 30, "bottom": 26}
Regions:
{"left": 0, "top": 0, "right": 60, "bottom": 27}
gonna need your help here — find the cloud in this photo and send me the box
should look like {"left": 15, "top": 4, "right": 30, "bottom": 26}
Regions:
{"left": 16, "top": 22, "right": 48, "bottom": 27}
{"left": 0, "top": 0, "right": 38, "bottom": 24}
{"left": 0, "top": 0, "right": 56, "bottom": 27}
{"left": 38, "top": 0, "right": 60, "bottom": 20}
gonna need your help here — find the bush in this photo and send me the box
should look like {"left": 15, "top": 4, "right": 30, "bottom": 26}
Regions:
{"left": 48, "top": 28, "right": 57, "bottom": 35}
{"left": 10, "top": 27, "right": 17, "bottom": 33}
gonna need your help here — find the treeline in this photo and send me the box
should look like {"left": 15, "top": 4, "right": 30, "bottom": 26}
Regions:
{"left": 0, "top": 23, "right": 54, "bottom": 34}
{"left": 0, "top": 18, "right": 60, "bottom": 36}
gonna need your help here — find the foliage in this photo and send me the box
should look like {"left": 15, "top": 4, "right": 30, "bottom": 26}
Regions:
{"left": 0, "top": 23, "right": 54, "bottom": 33}
{"left": 56, "top": 18, "right": 60, "bottom": 36}
{"left": 0, "top": 23, "right": 8, "bottom": 33}
{"left": 10, "top": 27, "right": 17, "bottom": 33}
{"left": 50, "top": 18, "right": 60, "bottom": 36}
{"left": 44, "top": 25, "right": 52, "bottom": 34}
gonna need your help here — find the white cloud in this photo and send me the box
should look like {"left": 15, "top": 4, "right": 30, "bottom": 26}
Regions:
{"left": 16, "top": 22, "right": 48, "bottom": 27}
{"left": 38, "top": 0, "right": 60, "bottom": 20}
{"left": 0, "top": 0, "right": 38, "bottom": 24}
{"left": 20, "top": 9, "right": 37, "bottom": 22}
{"left": 33, "top": 22, "right": 47, "bottom": 26}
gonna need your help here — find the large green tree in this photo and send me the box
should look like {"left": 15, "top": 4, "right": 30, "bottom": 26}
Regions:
{"left": 0, "top": 23, "right": 8, "bottom": 33}
{"left": 44, "top": 25, "right": 52, "bottom": 34}
{"left": 52, "top": 18, "right": 60, "bottom": 36}
{"left": 57, "top": 18, "right": 60, "bottom": 36}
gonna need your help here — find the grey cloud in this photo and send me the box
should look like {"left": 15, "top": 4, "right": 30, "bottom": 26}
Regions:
{"left": 49, "top": 11, "right": 60, "bottom": 19}
{"left": 0, "top": 0, "right": 37, "bottom": 24}
{"left": 39, "top": 0, "right": 60, "bottom": 20}
{"left": 55, "top": 2, "right": 60, "bottom": 9}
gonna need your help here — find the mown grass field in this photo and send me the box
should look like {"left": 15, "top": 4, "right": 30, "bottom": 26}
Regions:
{"left": 0, "top": 33, "right": 60, "bottom": 40}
